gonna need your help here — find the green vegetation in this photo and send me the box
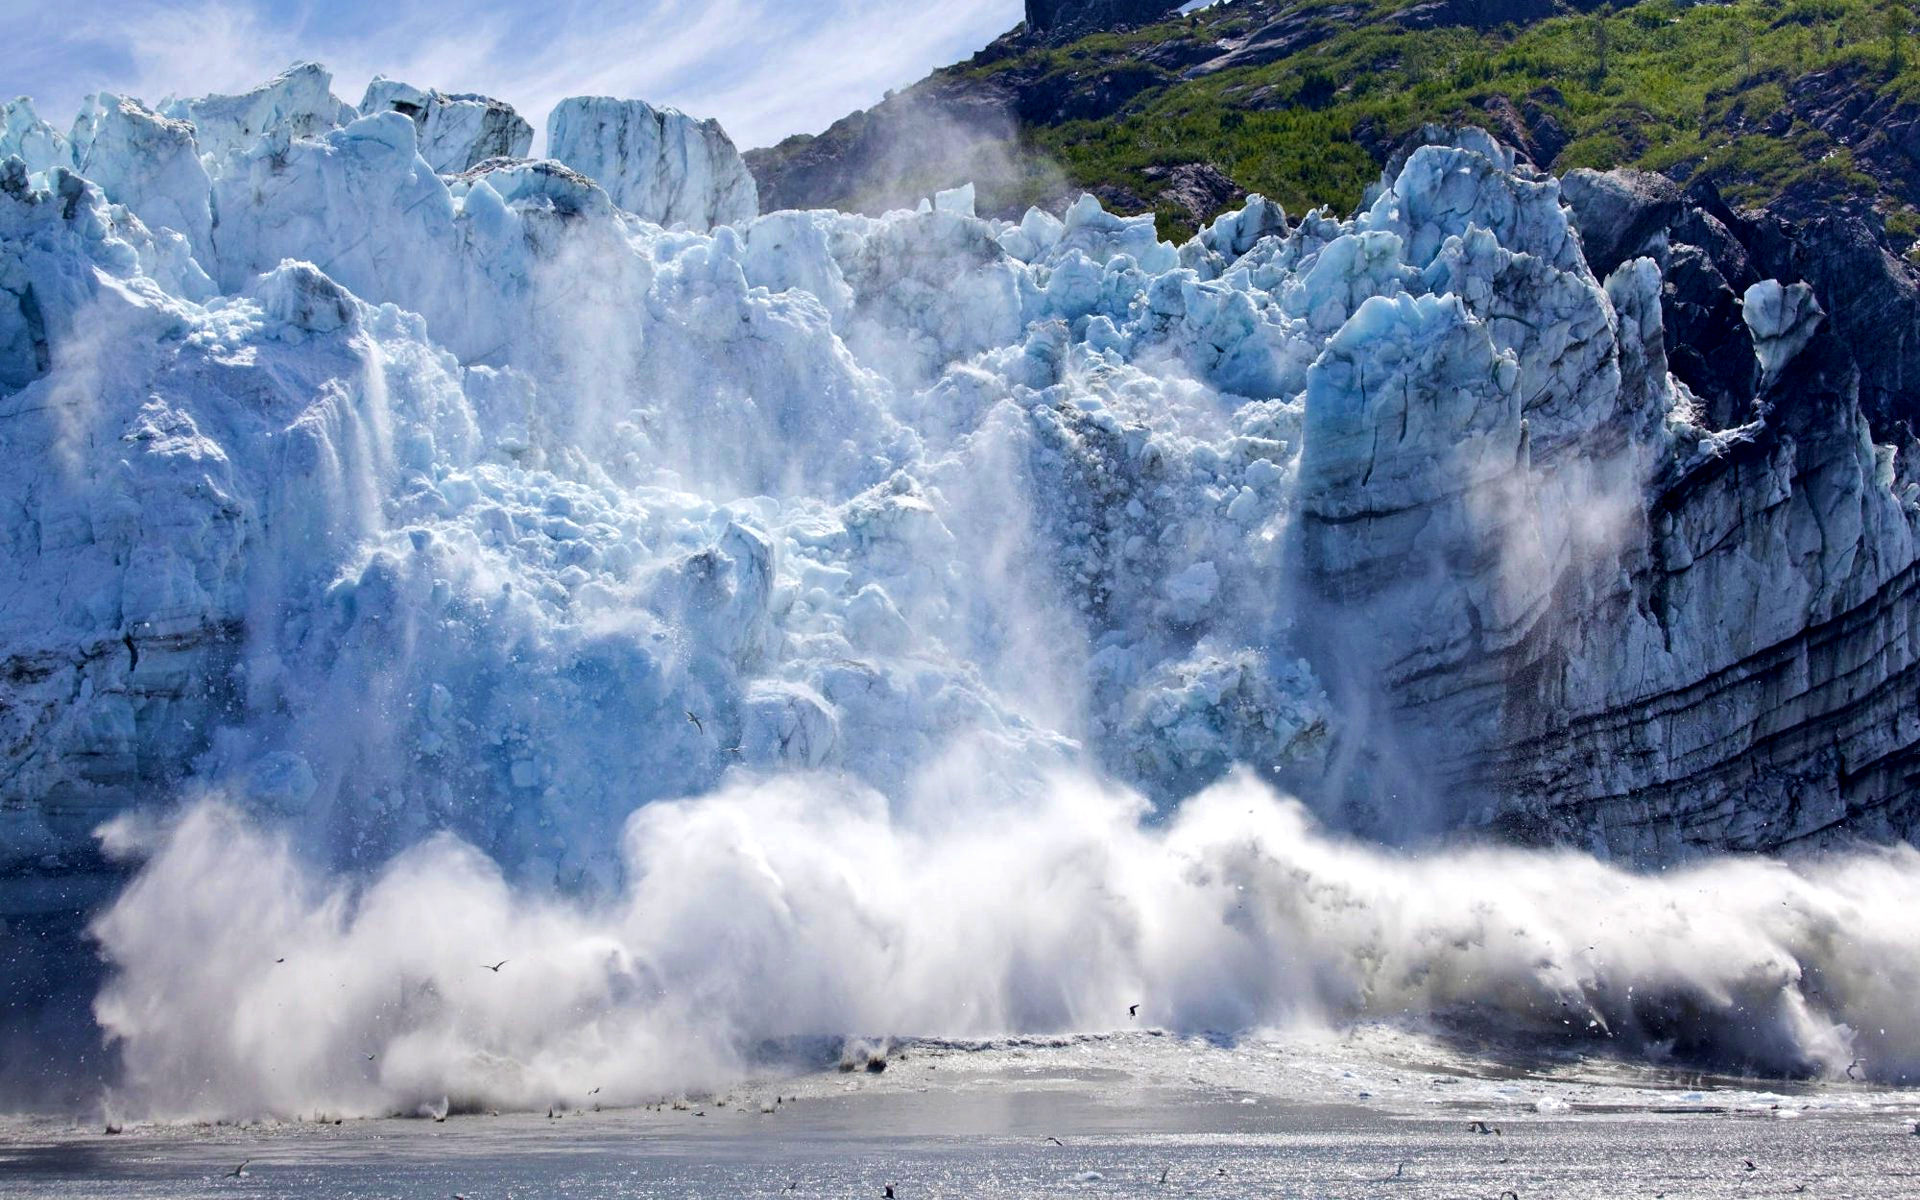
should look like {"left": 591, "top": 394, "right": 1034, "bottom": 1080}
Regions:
{"left": 949, "top": 0, "right": 1920, "bottom": 237}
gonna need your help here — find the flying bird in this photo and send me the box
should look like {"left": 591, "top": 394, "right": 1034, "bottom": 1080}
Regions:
{"left": 225, "top": 1160, "right": 251, "bottom": 1178}
{"left": 482, "top": 960, "right": 508, "bottom": 973}
{"left": 1045, "top": 1136, "right": 1064, "bottom": 1146}
{"left": 274, "top": 957, "right": 285, "bottom": 964}
{"left": 1128, "top": 1004, "right": 1138, "bottom": 1018}
{"left": 589, "top": 1087, "right": 601, "bottom": 1095}
{"left": 685, "top": 711, "right": 703, "bottom": 735}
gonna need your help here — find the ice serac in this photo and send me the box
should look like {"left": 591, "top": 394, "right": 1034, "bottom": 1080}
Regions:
{"left": 359, "top": 78, "right": 533, "bottom": 174}
{"left": 1, "top": 98, "right": 69, "bottom": 177}
{"left": 547, "top": 96, "right": 758, "bottom": 229}
{"left": 68, "top": 94, "right": 213, "bottom": 258}
{"left": 163, "top": 62, "right": 357, "bottom": 162}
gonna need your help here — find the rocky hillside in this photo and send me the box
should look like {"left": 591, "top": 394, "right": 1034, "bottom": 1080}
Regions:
{"left": 747, "top": 0, "right": 1920, "bottom": 249}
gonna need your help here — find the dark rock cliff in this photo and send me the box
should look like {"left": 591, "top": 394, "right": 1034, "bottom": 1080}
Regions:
{"left": 1026, "top": 0, "right": 1187, "bottom": 41}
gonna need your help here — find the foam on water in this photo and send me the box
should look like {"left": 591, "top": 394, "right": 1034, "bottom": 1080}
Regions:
{"left": 91, "top": 771, "right": 1920, "bottom": 1119}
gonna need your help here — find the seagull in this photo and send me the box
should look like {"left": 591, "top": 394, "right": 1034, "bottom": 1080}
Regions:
{"left": 1744, "top": 1159, "right": 1757, "bottom": 1172}
{"left": 589, "top": 1087, "right": 601, "bottom": 1095}
{"left": 685, "top": 711, "right": 704, "bottom": 735}
{"left": 365, "top": 1053, "right": 376, "bottom": 1062}
{"left": 1846, "top": 1058, "right": 1864, "bottom": 1080}
{"left": 482, "top": 960, "right": 508, "bottom": 973}
{"left": 724, "top": 744, "right": 744, "bottom": 756}
{"left": 225, "top": 1160, "right": 251, "bottom": 1178}
{"left": 274, "top": 957, "right": 285, "bottom": 964}
{"left": 1129, "top": 1004, "right": 1138, "bottom": 1018}
{"left": 1045, "top": 1136, "right": 1064, "bottom": 1146}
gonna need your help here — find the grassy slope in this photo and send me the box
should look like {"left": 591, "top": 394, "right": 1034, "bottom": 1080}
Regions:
{"left": 944, "top": 0, "right": 1920, "bottom": 239}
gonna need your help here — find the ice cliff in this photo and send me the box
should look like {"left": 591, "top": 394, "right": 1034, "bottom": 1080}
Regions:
{"left": 1, "top": 66, "right": 1916, "bottom": 935}
{"left": 547, "top": 96, "right": 758, "bottom": 230}
{"left": 359, "top": 76, "right": 534, "bottom": 175}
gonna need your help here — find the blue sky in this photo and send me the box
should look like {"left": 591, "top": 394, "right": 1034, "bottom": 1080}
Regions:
{"left": 1, "top": 0, "right": 1025, "bottom": 150}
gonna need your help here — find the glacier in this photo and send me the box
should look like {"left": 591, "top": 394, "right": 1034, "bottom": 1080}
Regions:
{"left": 3, "top": 64, "right": 1920, "bottom": 1114}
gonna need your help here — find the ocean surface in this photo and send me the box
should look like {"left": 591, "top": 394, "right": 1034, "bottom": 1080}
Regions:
{"left": 5, "top": 1028, "right": 1918, "bottom": 1198}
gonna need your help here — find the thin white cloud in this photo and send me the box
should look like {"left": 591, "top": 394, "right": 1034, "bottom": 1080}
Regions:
{"left": 6, "top": 0, "right": 1025, "bottom": 151}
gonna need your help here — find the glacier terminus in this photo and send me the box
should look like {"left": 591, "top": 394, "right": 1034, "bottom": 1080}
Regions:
{"left": 2, "top": 60, "right": 1920, "bottom": 1119}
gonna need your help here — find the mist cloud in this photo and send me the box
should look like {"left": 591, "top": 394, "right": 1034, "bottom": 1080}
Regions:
{"left": 90, "top": 769, "right": 1920, "bottom": 1121}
